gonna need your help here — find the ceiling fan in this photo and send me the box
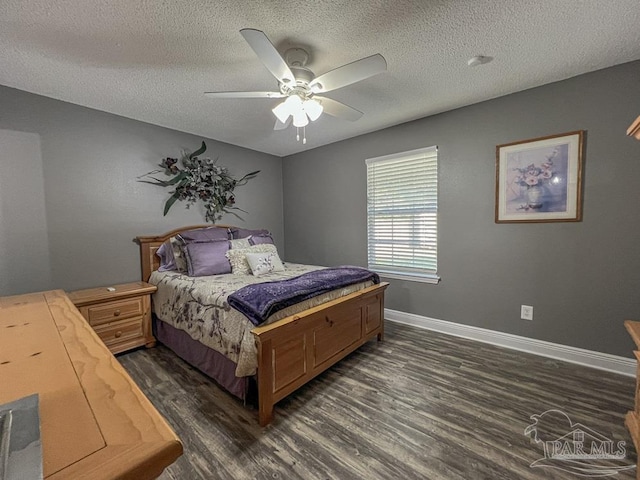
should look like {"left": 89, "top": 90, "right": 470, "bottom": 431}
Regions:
{"left": 205, "top": 29, "right": 387, "bottom": 144}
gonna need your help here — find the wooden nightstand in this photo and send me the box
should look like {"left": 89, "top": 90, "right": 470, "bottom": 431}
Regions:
{"left": 68, "top": 281, "right": 157, "bottom": 355}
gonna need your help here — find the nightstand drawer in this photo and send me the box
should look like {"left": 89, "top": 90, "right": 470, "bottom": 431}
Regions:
{"left": 87, "top": 297, "right": 144, "bottom": 326}
{"left": 94, "top": 318, "right": 144, "bottom": 348}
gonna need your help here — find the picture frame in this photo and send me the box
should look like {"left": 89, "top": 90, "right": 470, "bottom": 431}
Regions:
{"left": 495, "top": 131, "right": 585, "bottom": 223}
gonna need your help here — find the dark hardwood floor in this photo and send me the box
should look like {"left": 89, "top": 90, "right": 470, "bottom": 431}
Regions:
{"left": 119, "top": 321, "right": 637, "bottom": 479}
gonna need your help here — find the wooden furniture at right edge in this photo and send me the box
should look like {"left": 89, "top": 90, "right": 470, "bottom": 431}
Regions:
{"left": 137, "top": 226, "right": 389, "bottom": 426}
{"left": 628, "top": 115, "right": 640, "bottom": 140}
{"left": 624, "top": 320, "right": 640, "bottom": 479}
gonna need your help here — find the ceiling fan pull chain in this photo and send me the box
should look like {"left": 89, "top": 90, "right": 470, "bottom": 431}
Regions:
{"left": 296, "top": 127, "right": 300, "bottom": 142}
{"left": 303, "top": 126, "right": 307, "bottom": 144}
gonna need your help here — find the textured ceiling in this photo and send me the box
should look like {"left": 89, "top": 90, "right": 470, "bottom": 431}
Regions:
{"left": 2, "top": 0, "right": 640, "bottom": 157}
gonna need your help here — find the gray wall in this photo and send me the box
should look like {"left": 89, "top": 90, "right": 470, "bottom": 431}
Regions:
{"left": 283, "top": 60, "right": 640, "bottom": 358}
{"left": 0, "top": 129, "right": 52, "bottom": 295}
{"left": 0, "top": 85, "right": 283, "bottom": 293}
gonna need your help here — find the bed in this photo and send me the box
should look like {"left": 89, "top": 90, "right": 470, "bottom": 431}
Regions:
{"left": 136, "top": 225, "right": 388, "bottom": 426}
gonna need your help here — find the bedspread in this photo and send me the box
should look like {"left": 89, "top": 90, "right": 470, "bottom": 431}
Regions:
{"left": 149, "top": 263, "right": 374, "bottom": 377}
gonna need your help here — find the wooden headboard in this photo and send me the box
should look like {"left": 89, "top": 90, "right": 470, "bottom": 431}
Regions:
{"left": 135, "top": 225, "right": 234, "bottom": 282}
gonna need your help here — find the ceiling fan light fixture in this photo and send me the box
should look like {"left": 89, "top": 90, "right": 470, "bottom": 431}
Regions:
{"left": 292, "top": 109, "right": 309, "bottom": 127}
{"left": 272, "top": 95, "right": 303, "bottom": 123}
{"left": 272, "top": 102, "right": 291, "bottom": 123}
{"left": 303, "top": 99, "right": 323, "bottom": 121}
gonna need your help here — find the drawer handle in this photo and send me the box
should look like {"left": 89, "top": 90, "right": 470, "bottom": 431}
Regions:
{"left": 115, "top": 331, "right": 123, "bottom": 338}
{"left": 113, "top": 310, "right": 121, "bottom": 317}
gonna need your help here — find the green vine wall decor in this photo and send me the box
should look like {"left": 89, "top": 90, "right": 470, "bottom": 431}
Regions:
{"left": 138, "top": 141, "right": 259, "bottom": 222}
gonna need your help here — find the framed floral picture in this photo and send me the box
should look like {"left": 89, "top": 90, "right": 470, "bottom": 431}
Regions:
{"left": 495, "top": 131, "right": 585, "bottom": 223}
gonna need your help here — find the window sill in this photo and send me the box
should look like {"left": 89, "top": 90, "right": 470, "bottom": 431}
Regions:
{"left": 375, "top": 271, "right": 440, "bottom": 284}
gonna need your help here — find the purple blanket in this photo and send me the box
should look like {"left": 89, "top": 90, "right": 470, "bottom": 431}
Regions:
{"left": 228, "top": 266, "right": 380, "bottom": 326}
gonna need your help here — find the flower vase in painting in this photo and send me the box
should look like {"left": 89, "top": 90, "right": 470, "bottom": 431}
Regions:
{"left": 526, "top": 185, "right": 544, "bottom": 209}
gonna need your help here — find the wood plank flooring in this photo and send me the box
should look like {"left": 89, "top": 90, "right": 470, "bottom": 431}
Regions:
{"left": 119, "top": 321, "right": 637, "bottom": 479}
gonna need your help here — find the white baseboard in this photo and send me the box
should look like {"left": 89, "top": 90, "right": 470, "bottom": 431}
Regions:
{"left": 385, "top": 309, "right": 636, "bottom": 377}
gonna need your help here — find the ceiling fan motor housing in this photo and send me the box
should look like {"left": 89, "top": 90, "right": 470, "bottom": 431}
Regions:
{"left": 280, "top": 66, "right": 315, "bottom": 98}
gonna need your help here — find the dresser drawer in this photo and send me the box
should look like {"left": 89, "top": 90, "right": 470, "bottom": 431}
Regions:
{"left": 94, "top": 317, "right": 144, "bottom": 349}
{"left": 86, "top": 297, "right": 144, "bottom": 326}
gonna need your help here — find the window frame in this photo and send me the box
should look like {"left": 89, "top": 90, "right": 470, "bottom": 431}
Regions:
{"left": 366, "top": 146, "right": 440, "bottom": 284}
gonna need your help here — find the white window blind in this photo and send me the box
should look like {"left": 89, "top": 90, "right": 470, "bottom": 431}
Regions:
{"left": 366, "top": 146, "right": 439, "bottom": 283}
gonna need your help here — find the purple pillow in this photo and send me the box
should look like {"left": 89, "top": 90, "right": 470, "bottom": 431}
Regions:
{"left": 183, "top": 240, "right": 231, "bottom": 276}
{"left": 248, "top": 234, "right": 274, "bottom": 245}
{"left": 156, "top": 241, "right": 177, "bottom": 272}
{"left": 177, "top": 227, "right": 230, "bottom": 243}
{"left": 231, "top": 227, "right": 270, "bottom": 239}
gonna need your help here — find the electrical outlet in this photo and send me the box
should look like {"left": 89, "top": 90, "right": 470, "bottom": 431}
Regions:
{"left": 521, "top": 305, "right": 534, "bottom": 321}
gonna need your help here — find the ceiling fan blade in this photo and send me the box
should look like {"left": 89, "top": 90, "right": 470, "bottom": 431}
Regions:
{"left": 316, "top": 96, "right": 363, "bottom": 121}
{"left": 204, "top": 91, "right": 285, "bottom": 98}
{"left": 240, "top": 29, "right": 295, "bottom": 86}
{"left": 310, "top": 54, "right": 387, "bottom": 93}
{"left": 274, "top": 117, "right": 292, "bottom": 131}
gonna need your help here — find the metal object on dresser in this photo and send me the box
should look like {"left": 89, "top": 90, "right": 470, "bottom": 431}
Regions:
{"left": 0, "top": 394, "right": 42, "bottom": 480}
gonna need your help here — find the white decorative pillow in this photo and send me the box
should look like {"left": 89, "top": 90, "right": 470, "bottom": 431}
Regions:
{"left": 230, "top": 238, "right": 251, "bottom": 250}
{"left": 246, "top": 251, "right": 285, "bottom": 277}
{"left": 225, "top": 244, "right": 278, "bottom": 275}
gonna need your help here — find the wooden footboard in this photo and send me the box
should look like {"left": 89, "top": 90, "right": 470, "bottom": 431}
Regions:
{"left": 251, "top": 282, "right": 388, "bottom": 426}
{"left": 136, "top": 225, "right": 388, "bottom": 427}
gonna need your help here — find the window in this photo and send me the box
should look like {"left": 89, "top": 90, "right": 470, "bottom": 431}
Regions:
{"left": 366, "top": 146, "right": 439, "bottom": 283}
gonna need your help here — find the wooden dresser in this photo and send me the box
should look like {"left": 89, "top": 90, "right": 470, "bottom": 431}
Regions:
{"left": 68, "top": 281, "right": 157, "bottom": 354}
{"left": 624, "top": 320, "right": 640, "bottom": 479}
{"left": 0, "top": 289, "right": 182, "bottom": 479}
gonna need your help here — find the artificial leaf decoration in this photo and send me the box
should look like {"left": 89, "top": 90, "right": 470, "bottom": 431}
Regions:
{"left": 189, "top": 141, "right": 207, "bottom": 160}
{"left": 138, "top": 142, "right": 260, "bottom": 222}
{"left": 163, "top": 192, "right": 180, "bottom": 216}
